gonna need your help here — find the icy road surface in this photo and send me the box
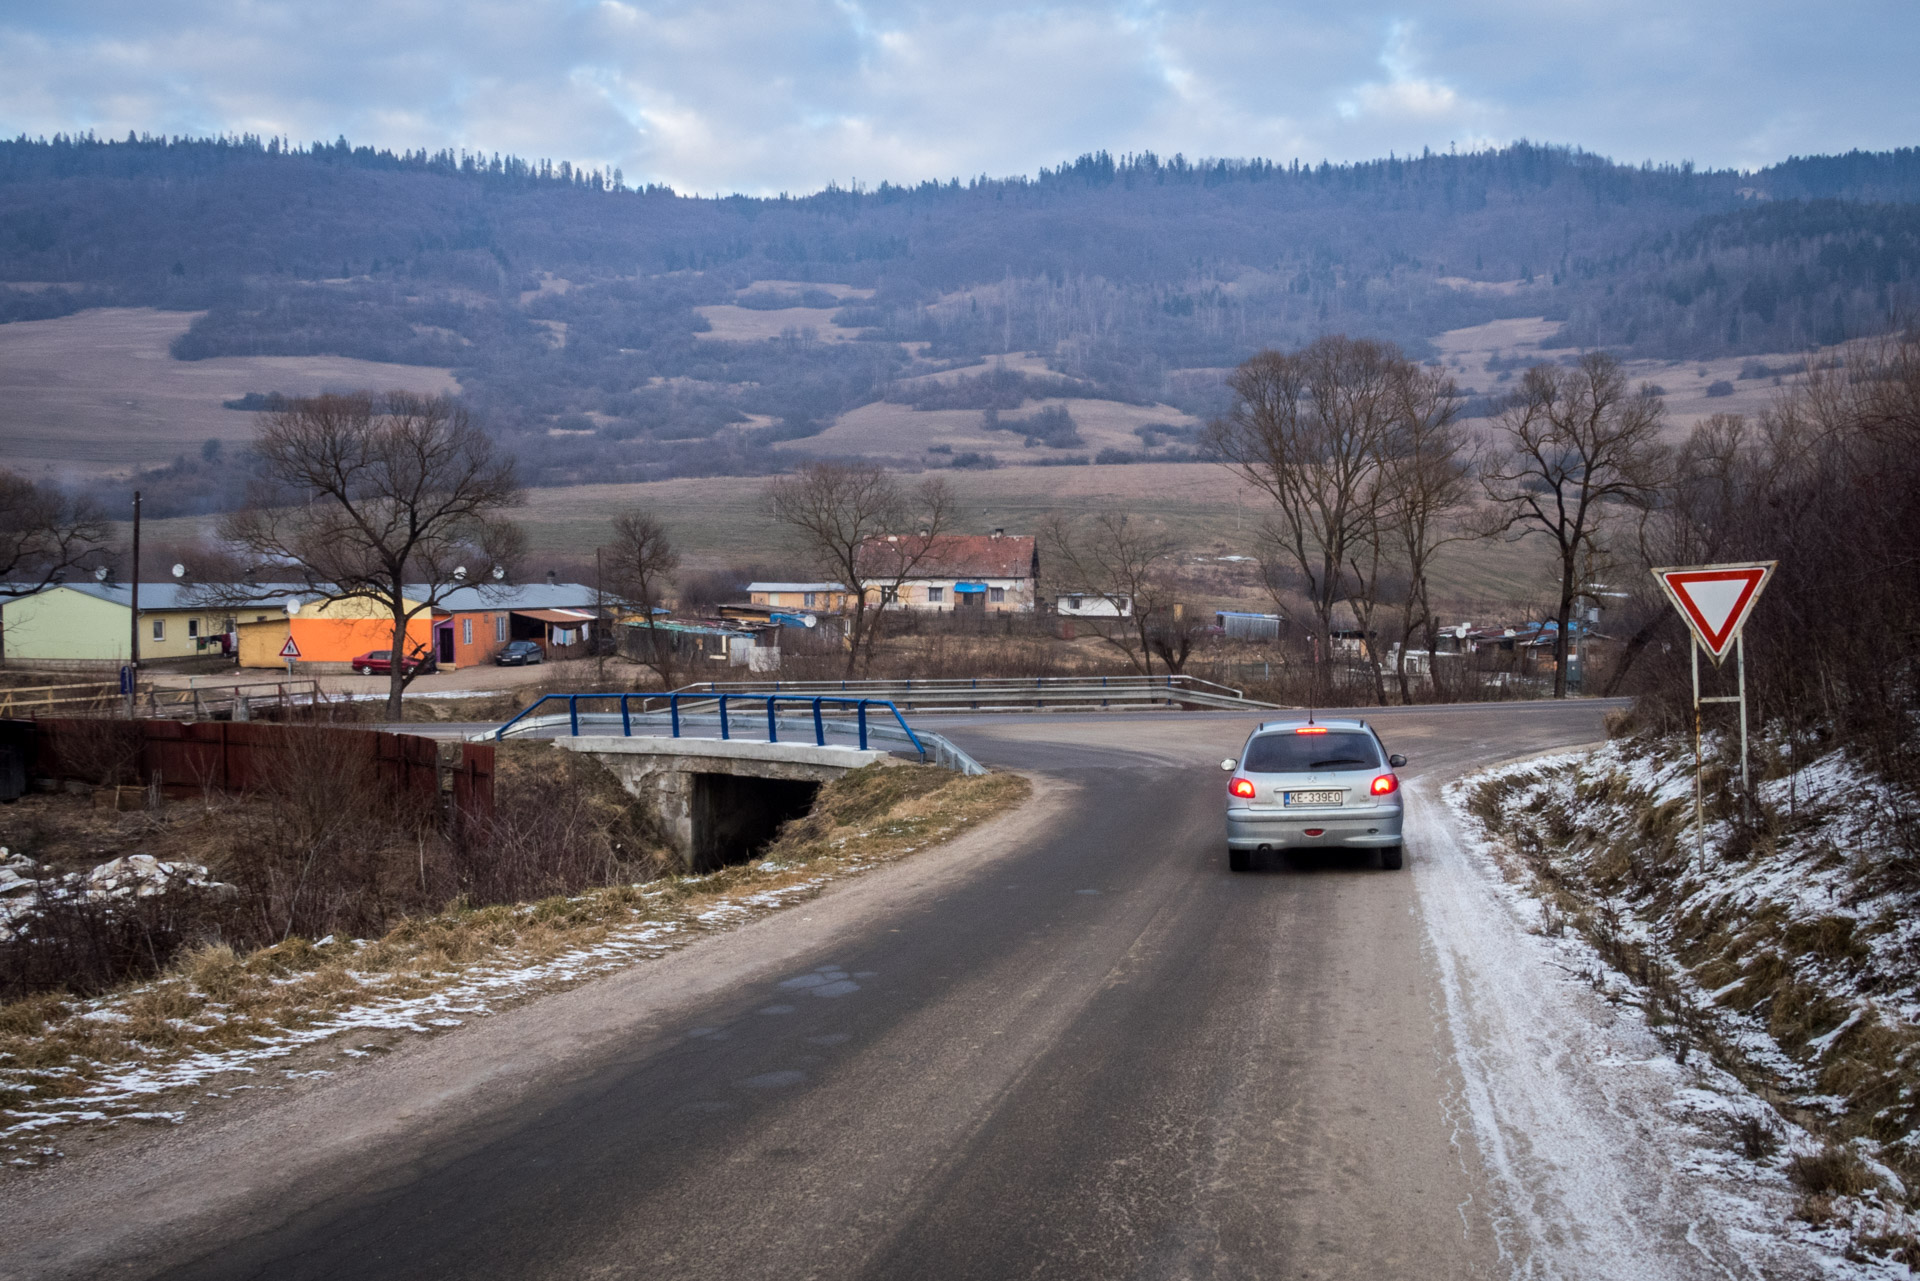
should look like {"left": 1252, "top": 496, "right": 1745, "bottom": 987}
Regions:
{"left": 0, "top": 701, "right": 1847, "bottom": 1279}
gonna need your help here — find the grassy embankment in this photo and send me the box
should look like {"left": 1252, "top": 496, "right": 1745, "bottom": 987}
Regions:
{"left": 0, "top": 759, "right": 1026, "bottom": 1164}
{"left": 1460, "top": 733, "right": 1919, "bottom": 1267}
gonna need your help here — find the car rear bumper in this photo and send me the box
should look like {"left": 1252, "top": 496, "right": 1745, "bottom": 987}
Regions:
{"left": 1226, "top": 804, "right": 1403, "bottom": 850}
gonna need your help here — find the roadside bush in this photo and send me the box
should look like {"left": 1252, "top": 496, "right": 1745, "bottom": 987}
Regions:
{"left": 455, "top": 744, "right": 667, "bottom": 903}
{"left": 1787, "top": 1143, "right": 1879, "bottom": 1199}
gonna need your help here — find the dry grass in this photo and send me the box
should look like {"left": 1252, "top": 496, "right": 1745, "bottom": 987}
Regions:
{"left": 0, "top": 307, "right": 455, "bottom": 476}
{"left": 0, "top": 764, "right": 1027, "bottom": 1157}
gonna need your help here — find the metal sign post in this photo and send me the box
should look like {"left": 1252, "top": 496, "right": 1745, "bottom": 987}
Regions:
{"left": 1652, "top": 561, "right": 1776, "bottom": 870}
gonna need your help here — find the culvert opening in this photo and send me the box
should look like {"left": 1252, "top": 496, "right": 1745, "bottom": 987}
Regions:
{"left": 690, "top": 773, "right": 822, "bottom": 872}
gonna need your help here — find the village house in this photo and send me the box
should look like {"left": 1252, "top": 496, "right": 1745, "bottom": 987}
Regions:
{"left": 423, "top": 582, "right": 599, "bottom": 668}
{"left": 855, "top": 530, "right": 1039, "bottom": 615}
{"left": 0, "top": 582, "right": 284, "bottom": 668}
{"left": 744, "top": 582, "right": 852, "bottom": 614}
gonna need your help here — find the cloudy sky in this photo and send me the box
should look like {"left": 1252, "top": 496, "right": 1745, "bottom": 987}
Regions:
{"left": 2, "top": 1, "right": 1913, "bottom": 195}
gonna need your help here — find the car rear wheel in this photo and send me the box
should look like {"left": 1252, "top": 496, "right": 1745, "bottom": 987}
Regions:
{"left": 1229, "top": 848, "right": 1252, "bottom": 873}
{"left": 1380, "top": 844, "right": 1404, "bottom": 871}
{"left": 357, "top": 665, "right": 374, "bottom": 675}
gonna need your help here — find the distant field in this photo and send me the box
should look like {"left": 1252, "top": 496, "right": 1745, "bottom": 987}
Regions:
{"left": 0, "top": 308, "right": 458, "bottom": 479}
{"left": 693, "top": 305, "right": 859, "bottom": 343}
{"left": 785, "top": 396, "right": 1202, "bottom": 461}
{"left": 1433, "top": 316, "right": 1809, "bottom": 435}
{"left": 488, "top": 464, "right": 1555, "bottom": 613}
{"left": 138, "top": 460, "right": 1556, "bottom": 615}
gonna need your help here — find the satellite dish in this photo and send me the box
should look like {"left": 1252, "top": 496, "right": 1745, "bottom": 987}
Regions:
{"left": 171, "top": 563, "right": 186, "bottom": 579}
{"left": 285, "top": 598, "right": 301, "bottom": 616}
{"left": 453, "top": 566, "right": 468, "bottom": 582}
{"left": 803, "top": 614, "right": 818, "bottom": 628}
{"left": 491, "top": 566, "right": 505, "bottom": 581}
{"left": 93, "top": 566, "right": 109, "bottom": 582}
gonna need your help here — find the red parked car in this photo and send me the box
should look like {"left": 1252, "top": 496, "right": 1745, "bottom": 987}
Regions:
{"left": 350, "top": 649, "right": 435, "bottom": 676}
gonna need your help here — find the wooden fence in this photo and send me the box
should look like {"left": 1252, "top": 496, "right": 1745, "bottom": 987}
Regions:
{"left": 16, "top": 719, "right": 493, "bottom": 825}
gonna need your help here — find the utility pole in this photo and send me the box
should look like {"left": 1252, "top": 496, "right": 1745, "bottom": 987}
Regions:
{"left": 126, "top": 490, "right": 142, "bottom": 714}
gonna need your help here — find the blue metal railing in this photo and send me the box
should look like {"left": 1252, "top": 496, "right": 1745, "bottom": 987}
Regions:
{"left": 493, "top": 692, "right": 926, "bottom": 757}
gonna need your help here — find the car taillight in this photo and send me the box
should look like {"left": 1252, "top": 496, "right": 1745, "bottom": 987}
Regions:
{"left": 1371, "top": 773, "right": 1399, "bottom": 796}
{"left": 1229, "top": 777, "right": 1257, "bottom": 799}
{"left": 1294, "top": 726, "right": 1327, "bottom": 734}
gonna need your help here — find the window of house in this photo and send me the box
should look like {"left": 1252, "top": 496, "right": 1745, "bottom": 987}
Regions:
{"left": 803, "top": 592, "right": 816, "bottom": 607}
{"left": 989, "top": 587, "right": 1005, "bottom": 604}
{"left": 151, "top": 618, "right": 164, "bottom": 640}
{"left": 927, "top": 586, "right": 945, "bottom": 604}
{"left": 880, "top": 586, "right": 899, "bottom": 604}
{"left": 462, "top": 617, "right": 473, "bottom": 645}
{"left": 187, "top": 618, "right": 200, "bottom": 638}
{"left": 495, "top": 615, "right": 508, "bottom": 641}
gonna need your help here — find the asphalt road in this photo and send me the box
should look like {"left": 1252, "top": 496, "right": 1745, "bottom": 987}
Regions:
{"left": 16, "top": 700, "right": 1620, "bottom": 1280}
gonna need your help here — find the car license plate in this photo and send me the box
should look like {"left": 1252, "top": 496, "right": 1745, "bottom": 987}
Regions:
{"left": 1283, "top": 789, "right": 1343, "bottom": 807}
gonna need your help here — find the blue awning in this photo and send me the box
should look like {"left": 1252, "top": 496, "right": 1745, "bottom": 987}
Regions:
{"left": 954, "top": 582, "right": 988, "bottom": 593}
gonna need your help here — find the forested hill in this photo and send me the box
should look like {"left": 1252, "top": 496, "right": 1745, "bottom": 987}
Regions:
{"left": 3, "top": 133, "right": 1918, "bottom": 489}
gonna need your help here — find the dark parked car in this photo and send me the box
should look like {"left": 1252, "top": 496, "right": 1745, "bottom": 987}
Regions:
{"left": 351, "top": 649, "right": 433, "bottom": 676}
{"left": 495, "top": 640, "right": 545, "bottom": 666}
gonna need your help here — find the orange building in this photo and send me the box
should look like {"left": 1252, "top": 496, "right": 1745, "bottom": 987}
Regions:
{"left": 283, "top": 595, "right": 434, "bottom": 670}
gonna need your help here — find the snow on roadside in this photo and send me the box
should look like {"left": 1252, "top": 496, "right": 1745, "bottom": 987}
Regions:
{"left": 1415, "top": 763, "right": 1912, "bottom": 1279}
{"left": 1, "top": 767, "right": 1027, "bottom": 1168}
{"left": 1, "top": 875, "right": 820, "bottom": 1163}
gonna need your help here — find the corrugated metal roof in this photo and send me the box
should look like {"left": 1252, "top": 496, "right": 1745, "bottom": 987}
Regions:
{"left": 746, "top": 582, "right": 846, "bottom": 593}
{"left": 411, "top": 583, "right": 598, "bottom": 611}
{"left": 2, "top": 582, "right": 308, "bottom": 611}
{"left": 513, "top": 608, "right": 596, "bottom": 623}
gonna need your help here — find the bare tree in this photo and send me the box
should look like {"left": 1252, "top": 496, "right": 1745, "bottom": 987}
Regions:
{"left": 1040, "top": 511, "right": 1181, "bottom": 674}
{"left": 602, "top": 509, "right": 681, "bottom": 689}
{"left": 220, "top": 393, "right": 525, "bottom": 718}
{"left": 1208, "top": 336, "right": 1407, "bottom": 692}
{"left": 765, "top": 462, "right": 957, "bottom": 677}
{"left": 0, "top": 469, "right": 109, "bottom": 597}
{"left": 1380, "top": 368, "right": 1473, "bottom": 702}
{"left": 1480, "top": 352, "right": 1669, "bottom": 698}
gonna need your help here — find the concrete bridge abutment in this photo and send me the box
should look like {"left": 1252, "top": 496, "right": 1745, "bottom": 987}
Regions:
{"left": 559, "top": 736, "right": 895, "bottom": 873}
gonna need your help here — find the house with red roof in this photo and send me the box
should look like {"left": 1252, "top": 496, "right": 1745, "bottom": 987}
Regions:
{"left": 854, "top": 529, "right": 1039, "bottom": 615}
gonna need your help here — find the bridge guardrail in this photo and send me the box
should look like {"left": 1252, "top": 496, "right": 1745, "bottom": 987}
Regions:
{"left": 650, "top": 674, "right": 1282, "bottom": 714}
{"left": 491, "top": 692, "right": 988, "bottom": 776}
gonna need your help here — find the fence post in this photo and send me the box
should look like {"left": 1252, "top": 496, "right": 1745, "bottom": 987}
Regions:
{"left": 813, "top": 698, "right": 825, "bottom": 746}
{"left": 719, "top": 695, "right": 730, "bottom": 740}
{"left": 620, "top": 694, "right": 632, "bottom": 737}
{"left": 857, "top": 701, "right": 869, "bottom": 751}
{"left": 766, "top": 696, "right": 778, "bottom": 743}
{"left": 670, "top": 694, "right": 681, "bottom": 738}
{"left": 569, "top": 695, "right": 580, "bottom": 737}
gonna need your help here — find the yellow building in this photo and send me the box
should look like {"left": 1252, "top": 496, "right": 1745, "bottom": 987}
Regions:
{"left": 745, "top": 582, "right": 852, "bottom": 614}
{"left": 0, "top": 583, "right": 252, "bottom": 667}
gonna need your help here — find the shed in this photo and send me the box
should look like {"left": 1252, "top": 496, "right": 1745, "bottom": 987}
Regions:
{"left": 1215, "top": 610, "right": 1283, "bottom": 642}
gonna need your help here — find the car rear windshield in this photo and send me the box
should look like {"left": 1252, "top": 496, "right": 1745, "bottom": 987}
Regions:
{"left": 1242, "top": 731, "right": 1381, "bottom": 773}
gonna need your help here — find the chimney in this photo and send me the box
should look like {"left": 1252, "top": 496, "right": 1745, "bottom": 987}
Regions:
{"left": 546, "top": 570, "right": 558, "bottom": 586}
{"left": 991, "top": 528, "right": 1005, "bottom": 539}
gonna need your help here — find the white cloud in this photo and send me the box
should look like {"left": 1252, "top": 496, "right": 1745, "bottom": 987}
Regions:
{"left": 0, "top": 1, "right": 1914, "bottom": 193}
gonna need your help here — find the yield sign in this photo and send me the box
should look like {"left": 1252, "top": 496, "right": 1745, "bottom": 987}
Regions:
{"left": 278, "top": 635, "right": 301, "bottom": 659}
{"left": 1651, "top": 562, "right": 1775, "bottom": 663}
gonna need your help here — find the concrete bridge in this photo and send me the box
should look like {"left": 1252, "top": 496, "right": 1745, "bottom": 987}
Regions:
{"left": 559, "top": 736, "right": 895, "bottom": 873}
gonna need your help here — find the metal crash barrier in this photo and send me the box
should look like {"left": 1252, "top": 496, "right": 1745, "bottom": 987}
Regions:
{"left": 490, "top": 692, "right": 986, "bottom": 775}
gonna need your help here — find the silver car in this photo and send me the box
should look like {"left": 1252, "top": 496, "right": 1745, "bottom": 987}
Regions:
{"left": 1221, "top": 719, "right": 1407, "bottom": 872}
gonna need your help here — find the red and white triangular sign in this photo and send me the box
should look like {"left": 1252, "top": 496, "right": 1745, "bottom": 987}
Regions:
{"left": 1651, "top": 562, "right": 1775, "bottom": 663}
{"left": 278, "top": 635, "right": 301, "bottom": 659}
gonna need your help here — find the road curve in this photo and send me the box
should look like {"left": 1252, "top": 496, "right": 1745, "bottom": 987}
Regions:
{"left": 4, "top": 700, "right": 1618, "bottom": 1281}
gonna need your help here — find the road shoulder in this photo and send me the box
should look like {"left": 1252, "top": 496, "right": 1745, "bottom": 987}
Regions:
{"left": 0, "top": 771, "right": 1074, "bottom": 1281}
